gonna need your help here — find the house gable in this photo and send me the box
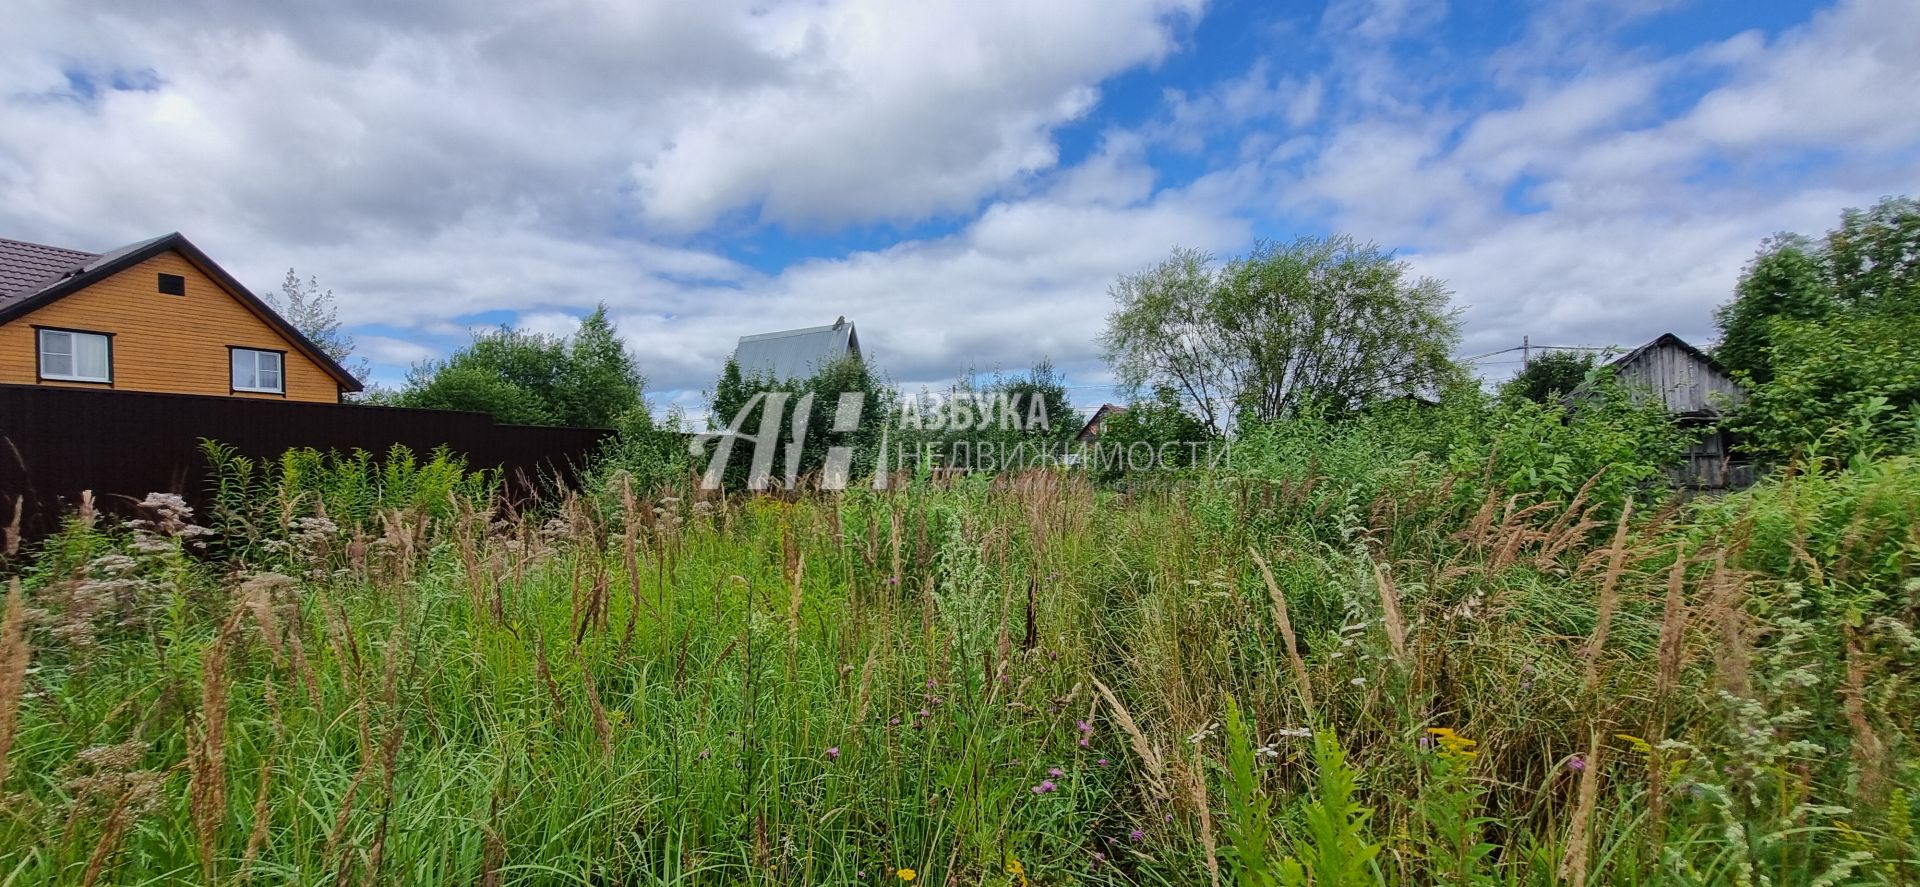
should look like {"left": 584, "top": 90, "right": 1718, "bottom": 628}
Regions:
{"left": 0, "top": 248, "right": 346, "bottom": 402}
{"left": 1607, "top": 333, "right": 1747, "bottom": 417}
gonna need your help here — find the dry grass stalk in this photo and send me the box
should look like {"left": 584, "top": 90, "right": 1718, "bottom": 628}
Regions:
{"left": 3, "top": 495, "right": 20, "bottom": 556}
{"left": 361, "top": 713, "right": 406, "bottom": 887}
{"left": 0, "top": 578, "right": 30, "bottom": 790}
{"left": 1580, "top": 498, "right": 1635, "bottom": 697}
{"left": 1705, "top": 549, "right": 1752, "bottom": 698}
{"left": 241, "top": 678, "right": 286, "bottom": 881}
{"left": 1092, "top": 678, "right": 1168, "bottom": 801}
{"left": 1536, "top": 469, "right": 1606, "bottom": 552}
{"left": 573, "top": 560, "right": 610, "bottom": 647}
{"left": 787, "top": 551, "right": 806, "bottom": 672}
{"left": 80, "top": 786, "right": 138, "bottom": 887}
{"left": 240, "top": 573, "right": 294, "bottom": 663}
{"left": 534, "top": 635, "right": 567, "bottom": 721}
{"left": 621, "top": 475, "right": 645, "bottom": 647}
{"left": 1457, "top": 487, "right": 1503, "bottom": 551}
{"left": 1489, "top": 500, "right": 1557, "bottom": 569}
{"left": 188, "top": 610, "right": 243, "bottom": 883}
{"left": 1536, "top": 503, "right": 1604, "bottom": 571}
{"left": 322, "top": 759, "right": 373, "bottom": 876}
{"left": 1186, "top": 750, "right": 1222, "bottom": 887}
{"left": 1842, "top": 630, "right": 1888, "bottom": 803}
{"left": 852, "top": 636, "right": 882, "bottom": 725}
{"left": 583, "top": 668, "right": 614, "bottom": 758}
{"left": 1652, "top": 542, "right": 1691, "bottom": 709}
{"left": 481, "top": 788, "right": 507, "bottom": 887}
{"left": 1251, "top": 549, "right": 1315, "bottom": 713}
{"left": 1559, "top": 730, "right": 1605, "bottom": 886}
{"left": 1647, "top": 541, "right": 1691, "bottom": 850}
{"left": 1372, "top": 560, "right": 1410, "bottom": 667}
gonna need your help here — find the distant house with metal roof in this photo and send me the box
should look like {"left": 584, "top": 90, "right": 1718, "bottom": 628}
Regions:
{"left": 730, "top": 316, "right": 861, "bottom": 381}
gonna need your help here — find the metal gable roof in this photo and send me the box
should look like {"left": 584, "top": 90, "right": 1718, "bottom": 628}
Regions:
{"left": 731, "top": 317, "right": 861, "bottom": 381}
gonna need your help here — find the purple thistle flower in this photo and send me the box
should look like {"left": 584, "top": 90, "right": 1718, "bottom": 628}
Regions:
{"left": 1031, "top": 779, "right": 1058, "bottom": 794}
{"left": 1077, "top": 720, "right": 1092, "bottom": 734}
{"left": 1129, "top": 828, "right": 1145, "bottom": 843}
{"left": 1097, "top": 758, "right": 1110, "bottom": 767}
{"left": 1091, "top": 852, "right": 1106, "bottom": 869}
{"left": 1048, "top": 767, "right": 1065, "bottom": 778}
{"left": 1567, "top": 755, "right": 1587, "bottom": 772}
{"left": 826, "top": 746, "right": 841, "bottom": 761}
{"left": 1078, "top": 737, "right": 1091, "bottom": 748}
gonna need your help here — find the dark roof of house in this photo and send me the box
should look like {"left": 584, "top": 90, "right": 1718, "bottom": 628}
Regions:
{"left": 731, "top": 317, "right": 861, "bottom": 381}
{"left": 1607, "top": 332, "right": 1725, "bottom": 373}
{"left": 1075, "top": 403, "right": 1125, "bottom": 442}
{"left": 0, "top": 232, "right": 364, "bottom": 391}
{"left": 0, "top": 237, "right": 100, "bottom": 306}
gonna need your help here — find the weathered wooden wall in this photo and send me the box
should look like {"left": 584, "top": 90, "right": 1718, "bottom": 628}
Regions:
{"left": 1613, "top": 340, "right": 1747, "bottom": 415}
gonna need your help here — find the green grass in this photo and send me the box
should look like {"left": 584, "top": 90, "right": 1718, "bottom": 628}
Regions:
{"left": 0, "top": 457, "right": 1915, "bottom": 885}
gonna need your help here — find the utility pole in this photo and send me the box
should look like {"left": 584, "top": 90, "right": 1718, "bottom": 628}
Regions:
{"left": 1522, "top": 335, "right": 1530, "bottom": 368}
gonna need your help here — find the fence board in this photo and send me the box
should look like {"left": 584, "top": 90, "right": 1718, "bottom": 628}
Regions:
{"left": 0, "top": 383, "right": 611, "bottom": 541}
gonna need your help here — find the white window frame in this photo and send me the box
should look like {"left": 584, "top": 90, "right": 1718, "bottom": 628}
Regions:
{"left": 36, "top": 328, "right": 113, "bottom": 383}
{"left": 230, "top": 347, "right": 286, "bottom": 394}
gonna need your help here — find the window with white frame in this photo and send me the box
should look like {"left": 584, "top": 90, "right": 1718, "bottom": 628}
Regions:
{"left": 37, "top": 329, "right": 111, "bottom": 383}
{"left": 231, "top": 348, "right": 285, "bottom": 393}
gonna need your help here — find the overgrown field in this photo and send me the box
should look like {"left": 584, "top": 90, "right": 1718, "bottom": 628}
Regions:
{"left": 0, "top": 431, "right": 1916, "bottom": 885}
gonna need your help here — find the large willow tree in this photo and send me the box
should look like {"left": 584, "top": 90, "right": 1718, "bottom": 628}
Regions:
{"left": 1102, "top": 236, "right": 1461, "bottom": 435}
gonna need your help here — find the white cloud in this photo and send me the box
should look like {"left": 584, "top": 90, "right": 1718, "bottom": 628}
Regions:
{"left": 356, "top": 335, "right": 439, "bottom": 367}
{"left": 0, "top": 0, "right": 1225, "bottom": 409}
{"left": 1287, "top": 0, "right": 1920, "bottom": 373}
{"left": 4, "top": 0, "right": 1917, "bottom": 417}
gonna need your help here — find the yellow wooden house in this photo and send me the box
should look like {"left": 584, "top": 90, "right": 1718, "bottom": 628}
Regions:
{"left": 0, "top": 232, "right": 362, "bottom": 403}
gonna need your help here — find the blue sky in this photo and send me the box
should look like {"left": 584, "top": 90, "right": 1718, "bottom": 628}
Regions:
{"left": 4, "top": 0, "right": 1917, "bottom": 422}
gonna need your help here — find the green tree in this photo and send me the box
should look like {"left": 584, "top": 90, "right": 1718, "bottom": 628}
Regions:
{"left": 556, "top": 307, "right": 646, "bottom": 429}
{"left": 702, "top": 356, "right": 889, "bottom": 490}
{"left": 992, "top": 360, "right": 1076, "bottom": 444}
{"left": 1095, "top": 386, "right": 1216, "bottom": 478}
{"left": 1717, "top": 197, "right": 1920, "bottom": 454}
{"left": 269, "top": 269, "right": 369, "bottom": 382}
{"left": 1714, "top": 237, "right": 1832, "bottom": 384}
{"left": 1104, "top": 237, "right": 1461, "bottom": 434}
{"left": 1498, "top": 351, "right": 1601, "bottom": 405}
{"left": 400, "top": 304, "right": 647, "bottom": 428}
{"left": 1738, "top": 314, "right": 1920, "bottom": 457}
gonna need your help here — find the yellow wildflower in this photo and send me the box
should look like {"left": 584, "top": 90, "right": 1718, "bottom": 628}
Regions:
{"left": 1005, "top": 855, "right": 1030, "bottom": 887}
{"left": 896, "top": 868, "right": 917, "bottom": 882}
{"left": 1426, "top": 727, "right": 1479, "bottom": 760}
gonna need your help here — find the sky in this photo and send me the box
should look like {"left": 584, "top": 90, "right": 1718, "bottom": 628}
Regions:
{"left": 3, "top": 0, "right": 1917, "bottom": 421}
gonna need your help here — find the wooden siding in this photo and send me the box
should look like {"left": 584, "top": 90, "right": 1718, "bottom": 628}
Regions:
{"left": 1614, "top": 341, "right": 1746, "bottom": 415}
{"left": 0, "top": 251, "right": 341, "bottom": 402}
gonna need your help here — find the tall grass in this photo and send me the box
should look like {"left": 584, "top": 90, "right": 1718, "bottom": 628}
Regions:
{"left": 0, "top": 439, "right": 1913, "bottom": 885}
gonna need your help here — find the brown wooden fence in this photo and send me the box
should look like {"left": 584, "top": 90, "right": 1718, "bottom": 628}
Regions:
{"left": 0, "top": 383, "right": 612, "bottom": 541}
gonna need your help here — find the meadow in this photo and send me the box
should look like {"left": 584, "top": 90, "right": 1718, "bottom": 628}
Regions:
{"left": 0, "top": 405, "right": 1915, "bottom": 886}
